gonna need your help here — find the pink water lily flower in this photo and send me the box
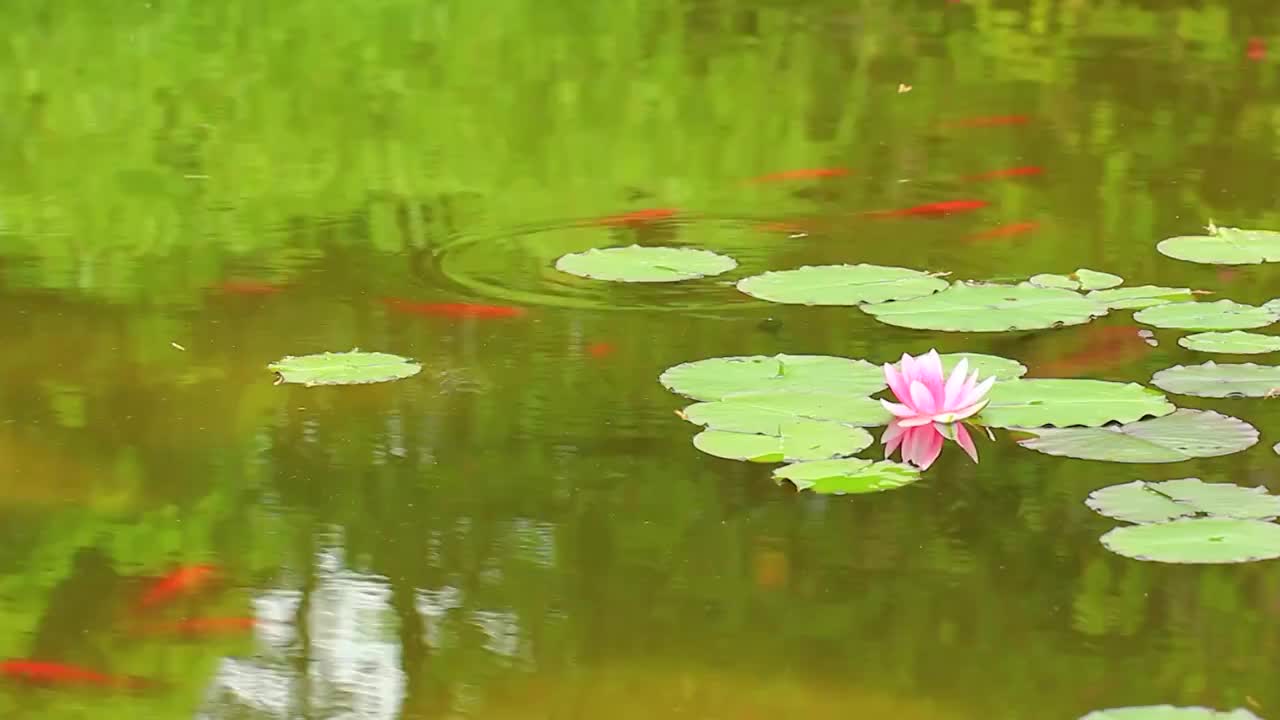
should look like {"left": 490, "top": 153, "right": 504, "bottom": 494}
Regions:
{"left": 881, "top": 350, "right": 994, "bottom": 470}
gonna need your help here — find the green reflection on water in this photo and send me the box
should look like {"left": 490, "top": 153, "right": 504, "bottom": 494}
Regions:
{"left": 1, "top": 0, "right": 1280, "bottom": 718}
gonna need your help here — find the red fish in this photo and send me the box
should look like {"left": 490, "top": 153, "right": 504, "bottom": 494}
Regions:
{"left": 965, "top": 221, "right": 1040, "bottom": 242}
{"left": 586, "top": 342, "right": 615, "bottom": 359}
{"left": 1031, "top": 325, "right": 1152, "bottom": 378}
{"left": 863, "top": 200, "right": 989, "bottom": 219}
{"left": 940, "top": 115, "right": 1031, "bottom": 128}
{"left": 960, "top": 166, "right": 1044, "bottom": 182}
{"left": 592, "top": 208, "right": 678, "bottom": 227}
{"left": 746, "top": 167, "right": 851, "bottom": 184}
{"left": 215, "top": 280, "right": 284, "bottom": 295}
{"left": 1248, "top": 37, "right": 1266, "bottom": 62}
{"left": 382, "top": 299, "right": 527, "bottom": 319}
{"left": 142, "top": 617, "right": 257, "bottom": 637}
{"left": 0, "top": 659, "right": 152, "bottom": 690}
{"left": 138, "top": 564, "right": 220, "bottom": 609}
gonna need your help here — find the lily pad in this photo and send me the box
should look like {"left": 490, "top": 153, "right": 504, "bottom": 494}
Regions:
{"left": 1028, "top": 268, "right": 1123, "bottom": 292}
{"left": 774, "top": 459, "right": 921, "bottom": 495}
{"left": 1018, "top": 409, "right": 1258, "bottom": 463}
{"left": 682, "top": 393, "right": 891, "bottom": 434}
{"left": 1157, "top": 225, "right": 1280, "bottom": 265}
{"left": 978, "top": 379, "right": 1174, "bottom": 428}
{"left": 1100, "top": 518, "right": 1280, "bottom": 564}
{"left": 1027, "top": 274, "right": 1080, "bottom": 290}
{"left": 938, "top": 352, "right": 1028, "bottom": 380}
{"left": 267, "top": 350, "right": 422, "bottom": 387}
{"left": 659, "top": 355, "right": 885, "bottom": 402}
{"left": 1086, "top": 285, "right": 1199, "bottom": 310}
{"left": 862, "top": 283, "right": 1108, "bottom": 332}
{"left": 1080, "top": 705, "right": 1262, "bottom": 720}
{"left": 554, "top": 246, "right": 736, "bottom": 282}
{"left": 1151, "top": 361, "right": 1280, "bottom": 398}
{"left": 692, "top": 421, "right": 873, "bottom": 463}
{"left": 1134, "top": 299, "right": 1277, "bottom": 330}
{"left": 1086, "top": 479, "right": 1280, "bottom": 524}
{"left": 1178, "top": 331, "right": 1280, "bottom": 354}
{"left": 736, "top": 264, "right": 947, "bottom": 306}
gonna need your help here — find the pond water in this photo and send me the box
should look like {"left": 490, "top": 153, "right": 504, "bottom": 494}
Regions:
{"left": 2, "top": 1, "right": 1279, "bottom": 718}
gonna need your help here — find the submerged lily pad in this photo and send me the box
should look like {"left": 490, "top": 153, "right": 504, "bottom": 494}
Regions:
{"left": 1086, "top": 286, "right": 1199, "bottom": 310}
{"left": 736, "top": 264, "right": 947, "bottom": 306}
{"left": 660, "top": 355, "right": 885, "bottom": 402}
{"left": 1151, "top": 361, "right": 1280, "bottom": 398}
{"left": 554, "top": 246, "right": 736, "bottom": 282}
{"left": 978, "top": 379, "right": 1174, "bottom": 428}
{"left": 1086, "top": 479, "right": 1280, "bottom": 524}
{"left": 1100, "top": 518, "right": 1280, "bottom": 564}
{"left": 1028, "top": 268, "right": 1123, "bottom": 292}
{"left": 1018, "top": 410, "right": 1258, "bottom": 463}
{"left": 938, "top": 352, "right": 1028, "bottom": 380}
{"left": 862, "top": 283, "right": 1108, "bottom": 332}
{"left": 1134, "top": 299, "right": 1277, "bottom": 330}
{"left": 774, "top": 459, "right": 920, "bottom": 495}
{"left": 681, "top": 392, "right": 892, "bottom": 433}
{"left": 692, "top": 421, "right": 873, "bottom": 463}
{"left": 268, "top": 350, "right": 422, "bottom": 387}
{"left": 1178, "top": 331, "right": 1280, "bottom": 354}
{"left": 1080, "top": 705, "right": 1262, "bottom": 719}
{"left": 1157, "top": 225, "right": 1280, "bottom": 265}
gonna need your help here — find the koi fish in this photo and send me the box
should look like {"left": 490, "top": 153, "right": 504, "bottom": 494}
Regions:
{"left": 960, "top": 166, "right": 1043, "bottom": 182}
{"left": 138, "top": 564, "right": 219, "bottom": 609}
{"left": 382, "top": 298, "right": 527, "bottom": 319}
{"left": 965, "top": 221, "right": 1040, "bottom": 242}
{"left": 141, "top": 617, "right": 257, "bottom": 637}
{"left": 1030, "top": 325, "right": 1152, "bottom": 378}
{"left": 746, "top": 167, "right": 850, "bottom": 184}
{"left": 940, "top": 114, "right": 1031, "bottom": 128}
{"left": 592, "top": 208, "right": 678, "bottom": 227}
{"left": 0, "top": 659, "right": 152, "bottom": 690}
{"left": 214, "top": 280, "right": 284, "bottom": 295}
{"left": 863, "top": 200, "right": 989, "bottom": 219}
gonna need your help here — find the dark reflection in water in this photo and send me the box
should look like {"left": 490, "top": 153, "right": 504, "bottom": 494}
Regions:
{"left": 1, "top": 0, "right": 1280, "bottom": 718}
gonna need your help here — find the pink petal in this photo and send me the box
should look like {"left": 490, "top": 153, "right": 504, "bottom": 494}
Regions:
{"left": 908, "top": 380, "right": 936, "bottom": 414}
{"left": 880, "top": 399, "right": 918, "bottom": 418}
{"left": 898, "top": 353, "right": 917, "bottom": 386}
{"left": 919, "top": 350, "right": 946, "bottom": 402}
{"left": 951, "top": 422, "right": 979, "bottom": 463}
{"left": 901, "top": 425, "right": 924, "bottom": 465}
{"left": 897, "top": 415, "right": 934, "bottom": 428}
{"left": 881, "top": 423, "right": 906, "bottom": 458}
{"left": 937, "top": 398, "right": 990, "bottom": 423}
{"left": 964, "top": 376, "right": 996, "bottom": 406}
{"left": 943, "top": 358, "right": 970, "bottom": 409}
{"left": 916, "top": 426, "right": 944, "bottom": 469}
{"left": 883, "top": 363, "right": 911, "bottom": 404}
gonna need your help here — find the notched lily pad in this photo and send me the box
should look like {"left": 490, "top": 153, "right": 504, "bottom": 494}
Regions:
{"left": 1028, "top": 268, "right": 1123, "bottom": 291}
{"left": 1080, "top": 705, "right": 1262, "bottom": 719}
{"left": 1179, "top": 330, "right": 1280, "bottom": 354}
{"left": 660, "top": 354, "right": 885, "bottom": 402}
{"left": 862, "top": 282, "right": 1108, "bottom": 332}
{"left": 938, "top": 352, "right": 1028, "bottom": 380}
{"left": 736, "top": 264, "right": 947, "bottom": 306}
{"left": 1086, "top": 285, "right": 1199, "bottom": 310}
{"left": 774, "top": 459, "right": 921, "bottom": 495}
{"left": 1134, "top": 299, "right": 1276, "bottom": 330}
{"left": 978, "top": 379, "right": 1174, "bottom": 428}
{"left": 1157, "top": 225, "right": 1280, "bottom": 265}
{"left": 692, "top": 421, "right": 873, "bottom": 463}
{"left": 555, "top": 245, "right": 736, "bottom": 282}
{"left": 1151, "top": 361, "right": 1280, "bottom": 398}
{"left": 682, "top": 392, "right": 892, "bottom": 434}
{"left": 1086, "top": 479, "right": 1280, "bottom": 524}
{"left": 1018, "top": 409, "right": 1258, "bottom": 463}
{"left": 1100, "top": 518, "right": 1280, "bottom": 564}
{"left": 267, "top": 350, "right": 422, "bottom": 387}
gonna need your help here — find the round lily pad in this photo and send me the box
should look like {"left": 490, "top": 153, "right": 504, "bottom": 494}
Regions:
{"left": 1080, "top": 705, "right": 1262, "bottom": 720}
{"left": 1157, "top": 226, "right": 1280, "bottom": 265}
{"left": 1086, "top": 286, "right": 1198, "bottom": 310}
{"left": 862, "top": 283, "right": 1108, "bottom": 332}
{"left": 978, "top": 379, "right": 1175, "bottom": 428}
{"left": 682, "top": 393, "right": 892, "bottom": 434}
{"left": 1100, "top": 518, "right": 1280, "bottom": 564}
{"left": 1018, "top": 410, "right": 1258, "bottom": 463}
{"left": 736, "top": 264, "right": 947, "bottom": 306}
{"left": 1027, "top": 274, "right": 1080, "bottom": 290}
{"left": 267, "top": 350, "right": 422, "bottom": 387}
{"left": 938, "top": 352, "right": 1028, "bottom": 380}
{"left": 1027, "top": 268, "right": 1123, "bottom": 292}
{"left": 1178, "top": 331, "right": 1280, "bottom": 354}
{"left": 773, "top": 459, "right": 920, "bottom": 495}
{"left": 1151, "top": 361, "right": 1280, "bottom": 398}
{"left": 1134, "top": 300, "right": 1277, "bottom": 330}
{"left": 1086, "top": 479, "right": 1280, "bottom": 524}
{"left": 659, "top": 355, "right": 885, "bottom": 402}
{"left": 692, "top": 421, "right": 873, "bottom": 463}
{"left": 554, "top": 246, "right": 736, "bottom": 282}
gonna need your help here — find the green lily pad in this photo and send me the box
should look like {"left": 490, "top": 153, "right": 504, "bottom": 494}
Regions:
{"left": 692, "top": 421, "right": 873, "bottom": 463}
{"left": 1151, "top": 361, "right": 1280, "bottom": 398}
{"left": 1178, "top": 331, "right": 1280, "bottom": 354}
{"left": 1027, "top": 274, "right": 1080, "bottom": 290}
{"left": 1086, "top": 286, "right": 1199, "bottom": 310}
{"left": 978, "top": 379, "right": 1174, "bottom": 428}
{"left": 1018, "top": 410, "right": 1258, "bottom": 463}
{"left": 554, "top": 246, "right": 736, "bottom": 282}
{"left": 1134, "top": 299, "right": 1277, "bottom": 330}
{"left": 862, "top": 283, "right": 1108, "bottom": 332}
{"left": 938, "top": 352, "right": 1028, "bottom": 380}
{"left": 1100, "top": 518, "right": 1280, "bottom": 564}
{"left": 1157, "top": 225, "right": 1280, "bottom": 265}
{"left": 1086, "top": 479, "right": 1280, "bottom": 524}
{"left": 659, "top": 355, "right": 885, "bottom": 402}
{"left": 774, "top": 459, "right": 921, "bottom": 495}
{"left": 1028, "top": 268, "right": 1123, "bottom": 291}
{"left": 736, "top": 264, "right": 947, "bottom": 306}
{"left": 1080, "top": 705, "right": 1262, "bottom": 719}
{"left": 267, "top": 350, "right": 422, "bottom": 387}
{"left": 682, "top": 393, "right": 892, "bottom": 434}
